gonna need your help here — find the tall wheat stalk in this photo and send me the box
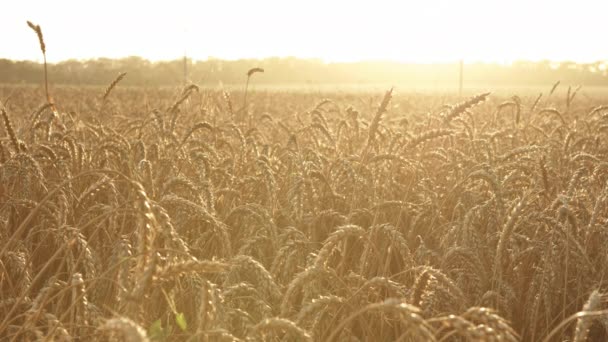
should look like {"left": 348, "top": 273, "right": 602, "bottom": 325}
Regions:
{"left": 242, "top": 67, "right": 264, "bottom": 121}
{"left": 26, "top": 21, "right": 52, "bottom": 107}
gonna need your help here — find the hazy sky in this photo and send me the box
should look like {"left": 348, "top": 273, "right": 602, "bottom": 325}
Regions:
{"left": 2, "top": 0, "right": 607, "bottom": 63}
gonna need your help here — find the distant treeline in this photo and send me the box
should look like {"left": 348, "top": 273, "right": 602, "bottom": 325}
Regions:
{"left": 1, "top": 57, "right": 607, "bottom": 87}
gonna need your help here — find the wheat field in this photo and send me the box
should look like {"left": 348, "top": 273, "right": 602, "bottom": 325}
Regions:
{"left": 1, "top": 78, "right": 608, "bottom": 342}
{"left": 0, "top": 20, "right": 607, "bottom": 342}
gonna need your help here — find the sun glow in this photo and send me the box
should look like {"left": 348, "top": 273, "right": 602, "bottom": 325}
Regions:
{"left": 2, "top": 0, "right": 608, "bottom": 63}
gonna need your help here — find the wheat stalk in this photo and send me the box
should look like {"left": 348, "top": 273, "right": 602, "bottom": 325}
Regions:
{"left": 26, "top": 21, "right": 52, "bottom": 107}
{"left": 102, "top": 72, "right": 127, "bottom": 101}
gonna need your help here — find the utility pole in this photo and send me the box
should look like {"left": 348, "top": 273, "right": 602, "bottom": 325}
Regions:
{"left": 459, "top": 59, "right": 464, "bottom": 97}
{"left": 183, "top": 52, "right": 188, "bottom": 85}
{"left": 183, "top": 26, "right": 189, "bottom": 85}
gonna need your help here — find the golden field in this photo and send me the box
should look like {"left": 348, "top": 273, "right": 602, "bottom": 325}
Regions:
{"left": 1, "top": 81, "right": 608, "bottom": 341}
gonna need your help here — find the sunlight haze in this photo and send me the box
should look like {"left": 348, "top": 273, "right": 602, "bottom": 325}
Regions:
{"left": 2, "top": 0, "right": 607, "bottom": 63}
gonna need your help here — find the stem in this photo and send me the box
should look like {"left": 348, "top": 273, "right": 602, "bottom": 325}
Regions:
{"left": 43, "top": 52, "right": 50, "bottom": 104}
{"left": 242, "top": 75, "right": 251, "bottom": 122}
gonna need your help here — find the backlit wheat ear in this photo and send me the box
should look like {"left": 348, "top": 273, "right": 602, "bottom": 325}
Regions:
{"left": 102, "top": 72, "right": 127, "bottom": 101}
{"left": 26, "top": 21, "right": 45, "bottom": 54}
{"left": 360, "top": 87, "right": 393, "bottom": 162}
{"left": 549, "top": 80, "right": 560, "bottom": 96}
{"left": 573, "top": 290, "right": 602, "bottom": 342}
{"left": 26, "top": 21, "right": 52, "bottom": 107}
{"left": 368, "top": 87, "right": 393, "bottom": 143}
{"left": 1, "top": 107, "right": 20, "bottom": 152}
{"left": 247, "top": 67, "right": 265, "bottom": 77}
{"left": 444, "top": 92, "right": 490, "bottom": 123}
{"left": 530, "top": 92, "right": 543, "bottom": 112}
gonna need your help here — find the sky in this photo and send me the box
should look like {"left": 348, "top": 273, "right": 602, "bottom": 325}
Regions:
{"left": 1, "top": 0, "right": 608, "bottom": 64}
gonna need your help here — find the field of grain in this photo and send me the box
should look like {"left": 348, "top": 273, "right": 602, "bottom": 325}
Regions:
{"left": 1, "top": 78, "right": 608, "bottom": 342}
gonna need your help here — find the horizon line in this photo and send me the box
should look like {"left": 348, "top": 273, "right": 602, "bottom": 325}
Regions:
{"left": 4, "top": 55, "right": 608, "bottom": 66}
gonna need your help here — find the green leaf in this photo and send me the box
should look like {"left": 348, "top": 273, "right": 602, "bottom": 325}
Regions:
{"left": 148, "top": 319, "right": 165, "bottom": 340}
{"left": 175, "top": 312, "right": 188, "bottom": 331}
